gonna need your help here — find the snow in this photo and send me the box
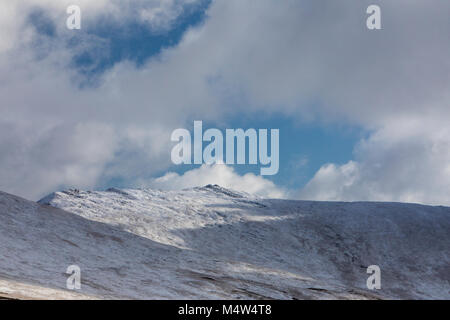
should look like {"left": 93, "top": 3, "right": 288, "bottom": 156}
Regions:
{"left": 0, "top": 184, "right": 449, "bottom": 299}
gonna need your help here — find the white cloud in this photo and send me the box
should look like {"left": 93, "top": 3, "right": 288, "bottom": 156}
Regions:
{"left": 139, "top": 0, "right": 202, "bottom": 31}
{"left": 300, "top": 119, "right": 450, "bottom": 205}
{"left": 0, "top": 121, "right": 118, "bottom": 199}
{"left": 148, "top": 164, "right": 287, "bottom": 199}
{"left": 299, "top": 161, "right": 360, "bottom": 202}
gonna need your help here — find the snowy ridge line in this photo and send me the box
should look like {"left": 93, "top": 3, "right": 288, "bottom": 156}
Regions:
{"left": 0, "top": 187, "right": 449, "bottom": 299}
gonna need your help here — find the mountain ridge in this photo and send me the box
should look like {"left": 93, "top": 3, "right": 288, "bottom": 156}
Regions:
{"left": 0, "top": 187, "right": 448, "bottom": 299}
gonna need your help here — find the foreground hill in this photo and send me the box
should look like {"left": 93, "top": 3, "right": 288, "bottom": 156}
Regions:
{"left": 0, "top": 185, "right": 449, "bottom": 299}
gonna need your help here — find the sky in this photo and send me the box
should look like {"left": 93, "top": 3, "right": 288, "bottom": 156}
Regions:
{"left": 0, "top": 0, "right": 450, "bottom": 205}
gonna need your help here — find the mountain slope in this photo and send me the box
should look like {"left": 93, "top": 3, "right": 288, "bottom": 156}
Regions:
{"left": 0, "top": 185, "right": 449, "bottom": 299}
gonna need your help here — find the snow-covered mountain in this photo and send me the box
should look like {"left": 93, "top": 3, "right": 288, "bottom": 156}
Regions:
{"left": 0, "top": 185, "right": 449, "bottom": 299}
